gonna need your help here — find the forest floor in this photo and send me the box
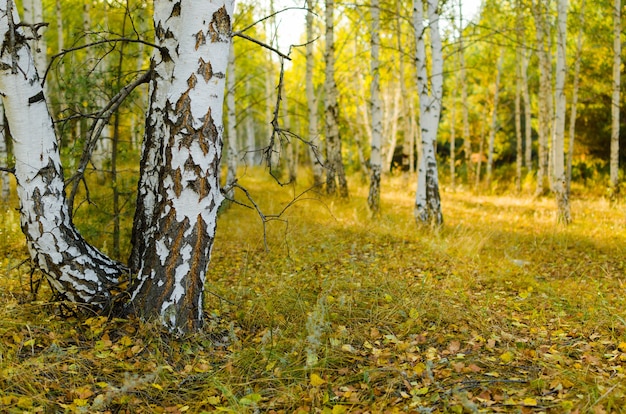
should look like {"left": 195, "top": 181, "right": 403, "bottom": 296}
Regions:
{"left": 1, "top": 170, "right": 626, "bottom": 413}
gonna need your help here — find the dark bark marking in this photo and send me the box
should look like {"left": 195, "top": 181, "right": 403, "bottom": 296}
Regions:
{"left": 28, "top": 91, "right": 44, "bottom": 104}
{"left": 173, "top": 168, "right": 183, "bottom": 197}
{"left": 170, "top": 2, "right": 181, "bottom": 18}
{"left": 195, "top": 30, "right": 205, "bottom": 50}
{"left": 197, "top": 58, "right": 213, "bottom": 82}
{"left": 187, "top": 73, "right": 197, "bottom": 89}
{"left": 208, "top": 6, "right": 231, "bottom": 42}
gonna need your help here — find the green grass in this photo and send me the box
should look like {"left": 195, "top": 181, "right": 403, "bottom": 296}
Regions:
{"left": 1, "top": 168, "right": 626, "bottom": 413}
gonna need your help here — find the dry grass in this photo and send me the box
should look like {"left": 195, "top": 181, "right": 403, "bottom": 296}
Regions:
{"left": 1, "top": 169, "right": 625, "bottom": 413}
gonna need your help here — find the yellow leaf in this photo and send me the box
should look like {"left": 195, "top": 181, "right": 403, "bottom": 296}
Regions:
{"left": 618, "top": 342, "right": 626, "bottom": 352}
{"left": 310, "top": 373, "right": 326, "bottom": 386}
{"left": 500, "top": 351, "right": 514, "bottom": 363}
{"left": 151, "top": 383, "right": 163, "bottom": 391}
{"left": 118, "top": 336, "right": 133, "bottom": 347}
{"left": 207, "top": 396, "right": 221, "bottom": 405}
{"left": 523, "top": 397, "right": 538, "bottom": 406}
{"left": 331, "top": 405, "right": 347, "bottom": 414}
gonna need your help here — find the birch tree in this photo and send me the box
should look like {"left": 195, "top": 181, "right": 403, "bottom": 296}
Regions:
{"left": 413, "top": 0, "right": 443, "bottom": 226}
{"left": 0, "top": 101, "right": 9, "bottom": 201}
{"left": 324, "top": 0, "right": 348, "bottom": 198}
{"left": 552, "top": 0, "right": 570, "bottom": 222}
{"left": 610, "top": 0, "right": 621, "bottom": 194}
{"left": 486, "top": 51, "right": 503, "bottom": 190}
{"left": 368, "top": 0, "right": 382, "bottom": 213}
{"left": 0, "top": 0, "right": 235, "bottom": 334}
{"left": 306, "top": 0, "right": 323, "bottom": 187}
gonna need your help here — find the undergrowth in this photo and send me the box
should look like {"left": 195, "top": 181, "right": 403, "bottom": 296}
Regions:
{"left": 1, "top": 169, "right": 625, "bottom": 413}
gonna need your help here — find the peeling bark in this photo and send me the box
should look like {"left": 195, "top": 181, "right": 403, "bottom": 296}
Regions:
{"left": 413, "top": 0, "right": 443, "bottom": 226}
{"left": 127, "top": 0, "right": 233, "bottom": 333}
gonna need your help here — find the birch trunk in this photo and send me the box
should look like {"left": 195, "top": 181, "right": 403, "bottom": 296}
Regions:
{"left": 521, "top": 48, "right": 533, "bottom": 173}
{"left": 245, "top": 79, "right": 257, "bottom": 166}
{"left": 368, "top": 0, "right": 382, "bottom": 213}
{"left": 567, "top": 0, "right": 585, "bottom": 195}
{"left": 0, "top": 0, "right": 125, "bottom": 308}
{"left": 414, "top": 0, "right": 443, "bottom": 226}
{"left": 324, "top": 0, "right": 348, "bottom": 198}
{"left": 515, "top": 49, "right": 523, "bottom": 193}
{"left": 486, "top": 52, "right": 503, "bottom": 190}
{"left": 127, "top": 1, "right": 233, "bottom": 333}
{"left": 553, "top": 0, "right": 570, "bottom": 222}
{"left": 306, "top": 0, "right": 323, "bottom": 186}
{"left": 610, "top": 0, "right": 621, "bottom": 193}
{"left": 449, "top": 89, "right": 456, "bottom": 191}
{"left": 225, "top": 41, "right": 237, "bottom": 201}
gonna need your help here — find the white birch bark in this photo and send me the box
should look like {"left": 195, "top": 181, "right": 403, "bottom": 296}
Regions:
{"left": 383, "top": 87, "right": 401, "bottom": 173}
{"left": 567, "top": 0, "right": 585, "bottom": 195}
{"left": 449, "top": 87, "right": 457, "bottom": 190}
{"left": 610, "top": 0, "right": 621, "bottom": 192}
{"left": 368, "top": 0, "right": 382, "bottom": 213}
{"left": 0, "top": 0, "right": 125, "bottom": 307}
{"left": 23, "top": 0, "right": 45, "bottom": 76}
{"left": 128, "top": 0, "right": 233, "bottom": 333}
{"left": 306, "top": 0, "right": 323, "bottom": 186}
{"left": 414, "top": 0, "right": 443, "bottom": 226}
{"left": 225, "top": 40, "right": 237, "bottom": 201}
{"left": 324, "top": 0, "right": 348, "bottom": 198}
{"left": 486, "top": 51, "right": 503, "bottom": 190}
{"left": 553, "top": 0, "right": 570, "bottom": 222}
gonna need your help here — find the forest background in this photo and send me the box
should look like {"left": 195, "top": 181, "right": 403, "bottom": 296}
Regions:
{"left": 0, "top": 0, "right": 626, "bottom": 413}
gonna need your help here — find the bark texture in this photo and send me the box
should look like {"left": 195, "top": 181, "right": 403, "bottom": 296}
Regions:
{"left": 128, "top": 0, "right": 233, "bottom": 333}
{"left": 553, "top": 0, "right": 571, "bottom": 223}
{"left": 225, "top": 40, "right": 237, "bottom": 201}
{"left": 368, "top": 0, "right": 382, "bottom": 213}
{"left": 413, "top": 0, "right": 443, "bottom": 226}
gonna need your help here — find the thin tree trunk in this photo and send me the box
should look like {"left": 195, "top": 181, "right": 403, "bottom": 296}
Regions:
{"left": 567, "top": 0, "right": 585, "bottom": 196}
{"left": 324, "top": 0, "right": 348, "bottom": 198}
{"left": 610, "top": 0, "right": 621, "bottom": 193}
{"left": 245, "top": 80, "right": 257, "bottom": 166}
{"left": 553, "top": 0, "right": 571, "bottom": 223}
{"left": 225, "top": 41, "right": 237, "bottom": 201}
{"left": 475, "top": 116, "right": 486, "bottom": 191}
{"left": 459, "top": 0, "right": 472, "bottom": 185}
{"left": 368, "top": 0, "right": 382, "bottom": 213}
{"left": 383, "top": 87, "right": 401, "bottom": 173}
{"left": 515, "top": 49, "right": 523, "bottom": 193}
{"left": 306, "top": 0, "right": 323, "bottom": 186}
{"left": 24, "top": 0, "right": 46, "bottom": 76}
{"left": 449, "top": 86, "right": 457, "bottom": 190}
{"left": 522, "top": 48, "right": 533, "bottom": 173}
{"left": 414, "top": 0, "right": 443, "bottom": 226}
{"left": 486, "top": 52, "right": 503, "bottom": 190}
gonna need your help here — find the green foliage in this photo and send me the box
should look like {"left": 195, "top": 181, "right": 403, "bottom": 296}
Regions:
{"left": 2, "top": 172, "right": 626, "bottom": 412}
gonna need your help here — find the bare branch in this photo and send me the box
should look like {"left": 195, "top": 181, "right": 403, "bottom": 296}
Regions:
{"left": 233, "top": 31, "right": 291, "bottom": 60}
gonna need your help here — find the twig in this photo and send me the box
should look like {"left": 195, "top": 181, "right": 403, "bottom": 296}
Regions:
{"left": 42, "top": 38, "right": 160, "bottom": 86}
{"left": 0, "top": 166, "right": 15, "bottom": 174}
{"left": 233, "top": 31, "right": 291, "bottom": 61}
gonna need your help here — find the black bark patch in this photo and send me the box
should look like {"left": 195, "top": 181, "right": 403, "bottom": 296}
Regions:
{"left": 170, "top": 2, "right": 181, "bottom": 18}
{"left": 28, "top": 91, "right": 44, "bottom": 105}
